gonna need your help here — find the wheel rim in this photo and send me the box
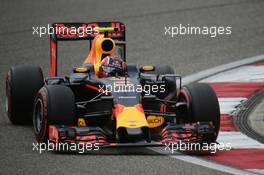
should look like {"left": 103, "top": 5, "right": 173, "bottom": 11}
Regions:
{"left": 34, "top": 99, "right": 44, "bottom": 134}
{"left": 179, "top": 88, "right": 190, "bottom": 108}
{"left": 5, "top": 75, "right": 11, "bottom": 116}
{"left": 5, "top": 95, "right": 8, "bottom": 114}
{"left": 177, "top": 88, "right": 194, "bottom": 123}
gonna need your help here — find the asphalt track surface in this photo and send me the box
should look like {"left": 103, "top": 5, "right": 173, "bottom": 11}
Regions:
{"left": 1, "top": 0, "right": 264, "bottom": 174}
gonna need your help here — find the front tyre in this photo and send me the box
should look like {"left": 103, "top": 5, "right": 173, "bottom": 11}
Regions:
{"left": 33, "top": 85, "right": 76, "bottom": 143}
{"left": 179, "top": 83, "right": 220, "bottom": 142}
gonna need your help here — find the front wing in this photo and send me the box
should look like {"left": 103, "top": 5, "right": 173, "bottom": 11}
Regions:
{"left": 48, "top": 122, "right": 215, "bottom": 148}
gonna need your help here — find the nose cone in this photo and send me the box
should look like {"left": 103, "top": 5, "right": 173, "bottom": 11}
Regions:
{"left": 117, "top": 127, "right": 150, "bottom": 143}
{"left": 113, "top": 104, "right": 150, "bottom": 143}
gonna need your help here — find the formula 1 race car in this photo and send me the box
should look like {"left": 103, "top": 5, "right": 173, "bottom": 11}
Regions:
{"left": 6, "top": 22, "right": 220, "bottom": 148}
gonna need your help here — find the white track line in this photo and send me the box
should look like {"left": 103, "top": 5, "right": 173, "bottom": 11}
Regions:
{"left": 218, "top": 97, "right": 247, "bottom": 115}
{"left": 149, "top": 147, "right": 256, "bottom": 175}
{"left": 183, "top": 54, "right": 264, "bottom": 85}
{"left": 218, "top": 132, "right": 264, "bottom": 149}
{"left": 201, "top": 66, "right": 264, "bottom": 83}
{"left": 248, "top": 169, "right": 264, "bottom": 174}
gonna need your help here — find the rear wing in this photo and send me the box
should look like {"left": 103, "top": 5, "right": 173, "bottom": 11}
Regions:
{"left": 50, "top": 22, "right": 125, "bottom": 76}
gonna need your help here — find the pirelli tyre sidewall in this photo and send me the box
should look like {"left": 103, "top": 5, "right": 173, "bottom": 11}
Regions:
{"left": 33, "top": 87, "right": 49, "bottom": 143}
{"left": 180, "top": 83, "right": 220, "bottom": 142}
{"left": 33, "top": 85, "right": 76, "bottom": 143}
{"left": 6, "top": 65, "right": 44, "bottom": 125}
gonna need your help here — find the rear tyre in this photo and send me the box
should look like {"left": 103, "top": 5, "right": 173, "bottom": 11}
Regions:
{"left": 33, "top": 85, "right": 76, "bottom": 143}
{"left": 179, "top": 83, "right": 220, "bottom": 142}
{"left": 6, "top": 65, "right": 44, "bottom": 125}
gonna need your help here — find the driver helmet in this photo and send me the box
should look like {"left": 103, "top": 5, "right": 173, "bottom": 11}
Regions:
{"left": 99, "top": 55, "right": 126, "bottom": 77}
